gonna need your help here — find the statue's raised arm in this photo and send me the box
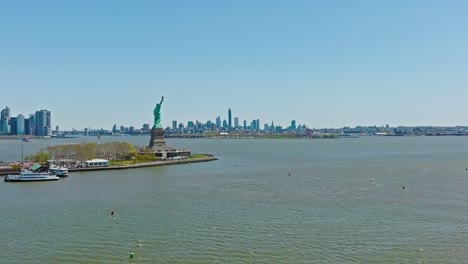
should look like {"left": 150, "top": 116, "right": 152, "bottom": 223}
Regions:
{"left": 153, "top": 96, "right": 164, "bottom": 129}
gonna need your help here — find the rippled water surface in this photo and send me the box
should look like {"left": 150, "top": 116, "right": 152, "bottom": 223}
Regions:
{"left": 1, "top": 136, "right": 468, "bottom": 263}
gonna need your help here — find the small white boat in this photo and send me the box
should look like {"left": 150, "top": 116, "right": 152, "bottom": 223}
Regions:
{"left": 5, "top": 170, "right": 59, "bottom": 182}
{"left": 49, "top": 165, "right": 69, "bottom": 177}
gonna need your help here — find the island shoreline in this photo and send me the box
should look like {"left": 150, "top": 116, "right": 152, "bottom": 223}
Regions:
{"left": 0, "top": 156, "right": 218, "bottom": 176}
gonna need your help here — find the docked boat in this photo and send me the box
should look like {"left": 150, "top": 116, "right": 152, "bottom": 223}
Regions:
{"left": 48, "top": 165, "right": 69, "bottom": 177}
{"left": 4, "top": 170, "right": 59, "bottom": 182}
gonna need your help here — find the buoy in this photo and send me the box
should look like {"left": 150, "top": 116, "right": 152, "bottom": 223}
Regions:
{"left": 403, "top": 186, "right": 405, "bottom": 190}
{"left": 130, "top": 252, "right": 134, "bottom": 258}
{"left": 111, "top": 211, "right": 114, "bottom": 216}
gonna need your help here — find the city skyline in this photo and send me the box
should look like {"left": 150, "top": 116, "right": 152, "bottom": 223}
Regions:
{"left": 2, "top": 1, "right": 468, "bottom": 130}
{"left": 4, "top": 104, "right": 468, "bottom": 136}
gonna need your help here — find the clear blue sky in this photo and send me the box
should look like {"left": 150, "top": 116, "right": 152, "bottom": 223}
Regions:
{"left": 1, "top": 0, "right": 468, "bottom": 130}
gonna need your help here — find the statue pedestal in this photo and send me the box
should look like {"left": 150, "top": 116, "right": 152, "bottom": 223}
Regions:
{"left": 149, "top": 128, "right": 191, "bottom": 159}
{"left": 149, "top": 128, "right": 166, "bottom": 148}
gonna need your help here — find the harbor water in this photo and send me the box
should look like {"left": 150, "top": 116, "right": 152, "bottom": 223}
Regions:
{"left": 0, "top": 136, "right": 467, "bottom": 263}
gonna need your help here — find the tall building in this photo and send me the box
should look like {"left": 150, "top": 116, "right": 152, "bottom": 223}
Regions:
{"left": 187, "top": 121, "right": 194, "bottom": 129}
{"left": 35, "top": 109, "right": 51, "bottom": 136}
{"left": 9, "top": 117, "right": 17, "bottom": 135}
{"left": 215, "top": 116, "right": 221, "bottom": 129}
{"left": 17, "top": 114, "right": 25, "bottom": 135}
{"left": 234, "top": 117, "right": 239, "bottom": 129}
{"left": 250, "top": 120, "right": 256, "bottom": 130}
{"left": 243, "top": 120, "right": 247, "bottom": 129}
{"left": 0, "top": 106, "right": 11, "bottom": 134}
{"left": 172, "top": 120, "right": 177, "bottom": 130}
{"left": 291, "top": 120, "right": 296, "bottom": 130}
{"left": 228, "top": 108, "right": 232, "bottom": 131}
{"left": 256, "top": 119, "right": 260, "bottom": 131}
{"left": 25, "top": 114, "right": 36, "bottom": 136}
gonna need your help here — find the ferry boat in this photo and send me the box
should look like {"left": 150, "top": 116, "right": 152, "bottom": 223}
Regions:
{"left": 4, "top": 170, "right": 59, "bottom": 182}
{"left": 48, "top": 165, "right": 69, "bottom": 177}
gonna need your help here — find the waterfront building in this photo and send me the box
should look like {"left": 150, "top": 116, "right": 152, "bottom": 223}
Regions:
{"left": 172, "top": 120, "right": 177, "bottom": 130}
{"left": 25, "top": 114, "right": 35, "bottom": 136}
{"left": 215, "top": 116, "right": 221, "bottom": 129}
{"left": 250, "top": 120, "right": 256, "bottom": 131}
{"left": 187, "top": 121, "right": 194, "bottom": 129}
{"left": 291, "top": 120, "right": 296, "bottom": 130}
{"left": 17, "top": 114, "right": 25, "bottom": 135}
{"left": 0, "top": 106, "right": 10, "bottom": 134}
{"left": 206, "top": 120, "right": 212, "bottom": 130}
{"left": 257, "top": 119, "right": 260, "bottom": 131}
{"left": 228, "top": 108, "right": 232, "bottom": 131}
{"left": 35, "top": 109, "right": 51, "bottom": 136}
{"left": 243, "top": 120, "right": 247, "bottom": 129}
{"left": 9, "top": 117, "right": 17, "bottom": 135}
{"left": 234, "top": 117, "right": 239, "bottom": 129}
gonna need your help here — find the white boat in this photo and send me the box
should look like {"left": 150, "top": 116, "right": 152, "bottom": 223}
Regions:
{"left": 4, "top": 170, "right": 59, "bottom": 182}
{"left": 48, "top": 165, "right": 69, "bottom": 177}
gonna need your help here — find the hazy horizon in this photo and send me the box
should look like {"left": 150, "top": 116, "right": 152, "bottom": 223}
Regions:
{"left": 2, "top": 1, "right": 468, "bottom": 130}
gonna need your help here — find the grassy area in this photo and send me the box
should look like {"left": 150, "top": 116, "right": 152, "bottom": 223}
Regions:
{"left": 188, "top": 154, "right": 209, "bottom": 159}
{"left": 108, "top": 154, "right": 210, "bottom": 165}
{"left": 110, "top": 160, "right": 138, "bottom": 166}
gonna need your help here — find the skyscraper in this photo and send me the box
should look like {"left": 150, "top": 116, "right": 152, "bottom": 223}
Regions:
{"left": 35, "top": 109, "right": 51, "bottom": 136}
{"left": 172, "top": 120, "right": 177, "bottom": 130}
{"left": 17, "top": 114, "right": 25, "bottom": 135}
{"left": 9, "top": 117, "right": 17, "bottom": 135}
{"left": 290, "top": 120, "right": 296, "bottom": 130}
{"left": 228, "top": 108, "right": 232, "bottom": 131}
{"left": 0, "top": 106, "right": 11, "bottom": 134}
{"left": 215, "top": 116, "right": 221, "bottom": 129}
{"left": 25, "top": 114, "right": 35, "bottom": 136}
{"left": 234, "top": 117, "right": 239, "bottom": 129}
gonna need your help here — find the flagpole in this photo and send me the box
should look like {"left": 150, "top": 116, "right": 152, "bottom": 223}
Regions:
{"left": 21, "top": 138, "right": 24, "bottom": 164}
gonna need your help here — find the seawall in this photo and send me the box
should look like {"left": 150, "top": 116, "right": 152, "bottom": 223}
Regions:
{"left": 0, "top": 156, "right": 218, "bottom": 175}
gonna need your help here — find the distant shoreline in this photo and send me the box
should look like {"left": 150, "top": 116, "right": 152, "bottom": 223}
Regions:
{"left": 3, "top": 133, "right": 468, "bottom": 140}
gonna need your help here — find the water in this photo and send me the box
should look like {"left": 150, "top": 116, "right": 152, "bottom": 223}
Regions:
{"left": 1, "top": 136, "right": 468, "bottom": 263}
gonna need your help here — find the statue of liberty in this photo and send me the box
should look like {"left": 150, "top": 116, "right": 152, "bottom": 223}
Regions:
{"left": 153, "top": 96, "right": 164, "bottom": 128}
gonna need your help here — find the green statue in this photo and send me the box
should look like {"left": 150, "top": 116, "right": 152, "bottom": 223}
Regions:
{"left": 153, "top": 96, "right": 164, "bottom": 128}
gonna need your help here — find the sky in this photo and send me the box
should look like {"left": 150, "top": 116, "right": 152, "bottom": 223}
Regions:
{"left": 1, "top": 0, "right": 468, "bottom": 130}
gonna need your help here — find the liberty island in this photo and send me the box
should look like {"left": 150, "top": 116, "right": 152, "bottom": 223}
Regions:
{"left": 0, "top": 97, "right": 214, "bottom": 175}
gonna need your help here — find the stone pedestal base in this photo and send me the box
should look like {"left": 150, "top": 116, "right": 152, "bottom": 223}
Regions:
{"left": 149, "top": 128, "right": 166, "bottom": 148}
{"left": 149, "top": 128, "right": 191, "bottom": 159}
